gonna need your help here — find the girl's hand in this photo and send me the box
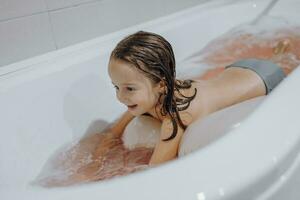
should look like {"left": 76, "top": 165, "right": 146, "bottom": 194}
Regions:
{"left": 92, "top": 132, "right": 121, "bottom": 158}
{"left": 75, "top": 132, "right": 121, "bottom": 180}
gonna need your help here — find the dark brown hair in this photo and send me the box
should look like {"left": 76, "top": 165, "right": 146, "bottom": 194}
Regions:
{"left": 110, "top": 31, "right": 197, "bottom": 141}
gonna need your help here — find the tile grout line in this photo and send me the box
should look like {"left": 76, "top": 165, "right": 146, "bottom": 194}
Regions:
{"left": 43, "top": 0, "right": 58, "bottom": 50}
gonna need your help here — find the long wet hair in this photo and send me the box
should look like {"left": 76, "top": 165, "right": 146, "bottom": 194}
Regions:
{"left": 110, "top": 31, "right": 197, "bottom": 141}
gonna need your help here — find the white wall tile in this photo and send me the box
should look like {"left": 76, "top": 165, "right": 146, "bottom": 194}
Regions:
{"left": 0, "top": 13, "right": 56, "bottom": 67}
{"left": 0, "top": 0, "right": 47, "bottom": 21}
{"left": 44, "top": 0, "right": 98, "bottom": 11}
{"left": 162, "top": 0, "right": 208, "bottom": 14}
{"left": 50, "top": 0, "right": 164, "bottom": 48}
{"left": 0, "top": 0, "right": 206, "bottom": 67}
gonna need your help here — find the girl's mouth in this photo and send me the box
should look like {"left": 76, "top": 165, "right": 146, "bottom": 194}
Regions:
{"left": 127, "top": 104, "right": 137, "bottom": 109}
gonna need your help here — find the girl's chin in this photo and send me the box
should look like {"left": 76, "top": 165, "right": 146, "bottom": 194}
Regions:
{"left": 127, "top": 108, "right": 148, "bottom": 117}
{"left": 127, "top": 107, "right": 139, "bottom": 115}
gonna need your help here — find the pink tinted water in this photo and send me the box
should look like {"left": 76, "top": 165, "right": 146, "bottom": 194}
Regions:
{"left": 193, "top": 20, "right": 300, "bottom": 80}
{"left": 34, "top": 134, "right": 153, "bottom": 187}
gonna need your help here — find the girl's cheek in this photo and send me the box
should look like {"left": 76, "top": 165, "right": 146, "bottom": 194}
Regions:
{"left": 133, "top": 96, "right": 142, "bottom": 102}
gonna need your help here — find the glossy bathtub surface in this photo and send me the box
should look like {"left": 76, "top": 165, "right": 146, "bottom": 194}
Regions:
{"left": 179, "top": 96, "right": 266, "bottom": 156}
{"left": 1, "top": 0, "right": 300, "bottom": 200}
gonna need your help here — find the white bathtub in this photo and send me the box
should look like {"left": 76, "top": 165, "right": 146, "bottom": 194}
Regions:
{"left": 1, "top": 0, "right": 300, "bottom": 199}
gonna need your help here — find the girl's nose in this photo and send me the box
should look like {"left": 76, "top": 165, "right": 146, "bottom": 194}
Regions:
{"left": 116, "top": 91, "right": 122, "bottom": 102}
{"left": 116, "top": 90, "right": 128, "bottom": 104}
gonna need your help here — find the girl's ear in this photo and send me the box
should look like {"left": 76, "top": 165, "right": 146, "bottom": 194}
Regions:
{"left": 158, "top": 79, "right": 166, "bottom": 94}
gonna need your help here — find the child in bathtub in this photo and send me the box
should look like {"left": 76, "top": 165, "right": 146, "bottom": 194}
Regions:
{"left": 40, "top": 28, "right": 300, "bottom": 187}
{"left": 99, "top": 30, "right": 299, "bottom": 167}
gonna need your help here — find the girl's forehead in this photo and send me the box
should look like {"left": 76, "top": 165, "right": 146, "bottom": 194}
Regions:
{"left": 108, "top": 59, "right": 151, "bottom": 85}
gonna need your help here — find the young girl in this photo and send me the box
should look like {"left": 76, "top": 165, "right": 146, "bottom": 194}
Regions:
{"left": 101, "top": 30, "right": 299, "bottom": 166}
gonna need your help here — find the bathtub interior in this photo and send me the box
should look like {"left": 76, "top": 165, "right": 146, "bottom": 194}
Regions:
{"left": 0, "top": 0, "right": 300, "bottom": 197}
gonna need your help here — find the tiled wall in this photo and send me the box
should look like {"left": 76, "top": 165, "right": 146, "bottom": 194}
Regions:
{"left": 0, "top": 0, "right": 206, "bottom": 67}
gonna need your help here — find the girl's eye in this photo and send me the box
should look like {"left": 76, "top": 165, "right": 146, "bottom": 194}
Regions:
{"left": 113, "top": 85, "right": 119, "bottom": 90}
{"left": 126, "top": 87, "right": 135, "bottom": 91}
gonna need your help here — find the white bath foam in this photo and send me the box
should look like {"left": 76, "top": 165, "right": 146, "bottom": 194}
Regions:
{"left": 230, "top": 16, "right": 298, "bottom": 37}
{"left": 177, "top": 60, "right": 212, "bottom": 80}
{"left": 207, "top": 15, "right": 300, "bottom": 48}
{"left": 122, "top": 116, "right": 161, "bottom": 150}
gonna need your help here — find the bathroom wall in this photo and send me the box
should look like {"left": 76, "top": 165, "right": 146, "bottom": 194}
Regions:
{"left": 0, "top": 0, "right": 207, "bottom": 68}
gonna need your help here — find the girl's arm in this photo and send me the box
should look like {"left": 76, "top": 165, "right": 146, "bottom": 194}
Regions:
{"left": 149, "top": 117, "right": 185, "bottom": 166}
{"left": 104, "top": 110, "right": 135, "bottom": 138}
{"left": 76, "top": 110, "right": 134, "bottom": 177}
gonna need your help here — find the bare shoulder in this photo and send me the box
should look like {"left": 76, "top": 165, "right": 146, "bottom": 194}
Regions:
{"left": 160, "top": 116, "right": 185, "bottom": 142}
{"left": 178, "top": 111, "right": 194, "bottom": 126}
{"left": 160, "top": 110, "right": 194, "bottom": 129}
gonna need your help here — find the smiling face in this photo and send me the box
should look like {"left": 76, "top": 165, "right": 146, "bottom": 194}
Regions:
{"left": 108, "top": 58, "right": 165, "bottom": 117}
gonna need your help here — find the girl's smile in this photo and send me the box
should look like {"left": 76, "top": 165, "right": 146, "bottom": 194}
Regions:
{"left": 127, "top": 104, "right": 138, "bottom": 110}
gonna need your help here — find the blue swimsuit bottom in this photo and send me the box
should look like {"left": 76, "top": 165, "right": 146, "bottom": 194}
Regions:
{"left": 225, "top": 58, "right": 286, "bottom": 94}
